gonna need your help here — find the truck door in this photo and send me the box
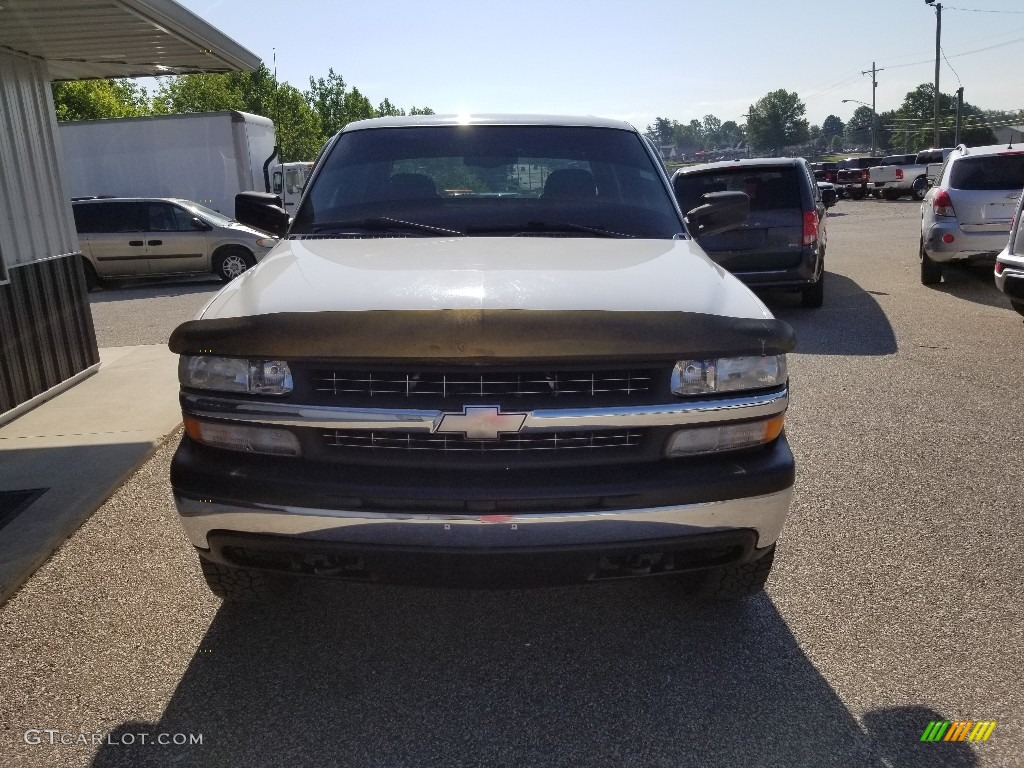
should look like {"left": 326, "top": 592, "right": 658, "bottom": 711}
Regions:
{"left": 87, "top": 201, "right": 151, "bottom": 277}
{"left": 144, "top": 202, "right": 208, "bottom": 276}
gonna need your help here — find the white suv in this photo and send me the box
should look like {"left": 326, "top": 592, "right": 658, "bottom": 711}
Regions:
{"left": 919, "top": 144, "right": 1024, "bottom": 284}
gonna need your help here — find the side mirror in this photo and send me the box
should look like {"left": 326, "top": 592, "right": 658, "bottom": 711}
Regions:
{"left": 683, "top": 191, "right": 749, "bottom": 237}
{"left": 235, "top": 192, "right": 289, "bottom": 238}
{"left": 190, "top": 217, "right": 212, "bottom": 231}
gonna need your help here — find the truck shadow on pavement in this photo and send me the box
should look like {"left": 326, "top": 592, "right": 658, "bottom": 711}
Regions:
{"left": 756, "top": 272, "right": 898, "bottom": 357}
{"left": 90, "top": 583, "right": 977, "bottom": 768}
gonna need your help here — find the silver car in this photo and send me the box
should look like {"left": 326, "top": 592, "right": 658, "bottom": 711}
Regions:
{"left": 920, "top": 144, "right": 1024, "bottom": 284}
{"left": 995, "top": 192, "right": 1024, "bottom": 317}
{"left": 71, "top": 197, "right": 278, "bottom": 288}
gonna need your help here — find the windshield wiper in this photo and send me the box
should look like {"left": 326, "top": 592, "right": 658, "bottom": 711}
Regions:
{"left": 306, "top": 217, "right": 462, "bottom": 236}
{"left": 467, "top": 221, "right": 632, "bottom": 238}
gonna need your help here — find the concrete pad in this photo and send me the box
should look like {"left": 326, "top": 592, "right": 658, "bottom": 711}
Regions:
{"left": 0, "top": 345, "right": 182, "bottom": 605}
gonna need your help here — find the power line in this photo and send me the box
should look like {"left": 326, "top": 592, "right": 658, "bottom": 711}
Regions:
{"left": 943, "top": 5, "right": 1024, "bottom": 13}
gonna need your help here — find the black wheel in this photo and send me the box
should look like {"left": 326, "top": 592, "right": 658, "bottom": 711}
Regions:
{"left": 214, "top": 247, "right": 255, "bottom": 282}
{"left": 801, "top": 271, "right": 825, "bottom": 308}
{"left": 82, "top": 258, "right": 102, "bottom": 291}
{"left": 1011, "top": 301, "right": 1024, "bottom": 318}
{"left": 881, "top": 189, "right": 900, "bottom": 201}
{"left": 912, "top": 176, "right": 930, "bottom": 201}
{"left": 920, "top": 241, "right": 942, "bottom": 285}
{"left": 199, "top": 558, "right": 284, "bottom": 601}
{"left": 849, "top": 188, "right": 866, "bottom": 200}
{"left": 691, "top": 545, "right": 775, "bottom": 600}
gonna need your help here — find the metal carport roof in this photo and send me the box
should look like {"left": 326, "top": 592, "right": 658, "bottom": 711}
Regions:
{"left": 0, "top": 0, "right": 260, "bottom": 79}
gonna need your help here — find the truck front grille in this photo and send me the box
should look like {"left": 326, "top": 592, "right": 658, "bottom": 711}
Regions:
{"left": 310, "top": 368, "right": 656, "bottom": 401}
{"left": 323, "top": 429, "right": 644, "bottom": 453}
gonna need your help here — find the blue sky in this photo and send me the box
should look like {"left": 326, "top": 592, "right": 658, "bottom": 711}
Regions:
{"left": 171, "top": 0, "right": 1024, "bottom": 129}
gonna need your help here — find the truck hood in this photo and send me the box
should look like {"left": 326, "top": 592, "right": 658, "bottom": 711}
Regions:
{"left": 198, "top": 236, "right": 772, "bottom": 321}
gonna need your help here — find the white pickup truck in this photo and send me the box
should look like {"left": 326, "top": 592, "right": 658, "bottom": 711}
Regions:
{"left": 167, "top": 114, "right": 797, "bottom": 603}
{"left": 870, "top": 148, "right": 953, "bottom": 200}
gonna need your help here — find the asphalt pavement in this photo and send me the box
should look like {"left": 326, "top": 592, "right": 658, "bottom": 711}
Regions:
{"left": 0, "top": 199, "right": 1021, "bottom": 767}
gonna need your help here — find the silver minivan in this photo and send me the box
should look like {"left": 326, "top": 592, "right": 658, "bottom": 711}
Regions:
{"left": 71, "top": 197, "right": 278, "bottom": 288}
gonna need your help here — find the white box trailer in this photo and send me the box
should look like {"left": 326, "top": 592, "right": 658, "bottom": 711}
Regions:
{"left": 58, "top": 111, "right": 305, "bottom": 216}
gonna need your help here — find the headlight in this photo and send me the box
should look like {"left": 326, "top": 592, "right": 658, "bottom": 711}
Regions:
{"left": 255, "top": 237, "right": 278, "bottom": 248}
{"left": 179, "top": 356, "right": 293, "bottom": 395}
{"left": 671, "top": 355, "right": 787, "bottom": 396}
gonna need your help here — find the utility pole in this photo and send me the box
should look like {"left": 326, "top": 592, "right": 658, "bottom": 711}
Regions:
{"left": 860, "top": 62, "right": 883, "bottom": 156}
{"left": 955, "top": 86, "right": 964, "bottom": 145}
{"left": 926, "top": 0, "right": 942, "bottom": 147}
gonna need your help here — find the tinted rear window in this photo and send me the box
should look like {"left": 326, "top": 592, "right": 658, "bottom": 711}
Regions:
{"left": 674, "top": 167, "right": 802, "bottom": 213}
{"left": 949, "top": 155, "right": 1024, "bottom": 191}
{"left": 72, "top": 202, "right": 144, "bottom": 233}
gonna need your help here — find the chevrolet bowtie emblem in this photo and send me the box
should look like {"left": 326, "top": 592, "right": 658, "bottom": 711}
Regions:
{"left": 435, "top": 406, "right": 528, "bottom": 441}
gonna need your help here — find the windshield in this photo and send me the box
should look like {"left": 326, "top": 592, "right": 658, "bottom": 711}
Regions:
{"left": 291, "top": 125, "right": 683, "bottom": 239}
{"left": 178, "top": 200, "right": 235, "bottom": 227}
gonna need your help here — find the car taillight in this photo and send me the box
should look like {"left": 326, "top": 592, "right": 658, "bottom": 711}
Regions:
{"left": 860, "top": 170, "right": 869, "bottom": 183}
{"left": 995, "top": 262, "right": 1005, "bottom": 275}
{"left": 803, "top": 210, "right": 819, "bottom": 246}
{"left": 896, "top": 169, "right": 904, "bottom": 180}
{"left": 933, "top": 189, "right": 956, "bottom": 218}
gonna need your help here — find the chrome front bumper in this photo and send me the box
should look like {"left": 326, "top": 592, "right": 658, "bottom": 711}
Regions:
{"left": 175, "top": 488, "right": 793, "bottom": 551}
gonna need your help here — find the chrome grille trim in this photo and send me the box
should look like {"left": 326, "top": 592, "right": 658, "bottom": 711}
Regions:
{"left": 323, "top": 430, "right": 643, "bottom": 452}
{"left": 310, "top": 369, "right": 654, "bottom": 399}
{"left": 180, "top": 388, "right": 788, "bottom": 431}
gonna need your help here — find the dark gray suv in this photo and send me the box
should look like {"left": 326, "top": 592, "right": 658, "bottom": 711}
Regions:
{"left": 672, "top": 158, "right": 827, "bottom": 307}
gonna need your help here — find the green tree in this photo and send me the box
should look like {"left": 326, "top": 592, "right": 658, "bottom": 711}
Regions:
{"left": 821, "top": 114, "right": 844, "bottom": 144}
{"left": 831, "top": 135, "right": 843, "bottom": 153}
{"left": 52, "top": 79, "right": 150, "bottom": 121}
{"left": 152, "top": 73, "right": 243, "bottom": 114}
{"left": 305, "top": 69, "right": 376, "bottom": 137}
{"left": 645, "top": 117, "right": 676, "bottom": 145}
{"left": 745, "top": 90, "right": 809, "bottom": 153}
{"left": 378, "top": 98, "right": 405, "bottom": 117}
{"left": 894, "top": 83, "right": 996, "bottom": 151}
{"left": 701, "top": 115, "right": 722, "bottom": 148}
{"left": 844, "top": 105, "right": 873, "bottom": 149}
{"left": 719, "top": 120, "right": 744, "bottom": 147}
{"left": 408, "top": 106, "right": 435, "bottom": 116}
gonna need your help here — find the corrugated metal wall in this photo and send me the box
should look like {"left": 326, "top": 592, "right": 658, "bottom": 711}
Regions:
{"left": 0, "top": 49, "right": 78, "bottom": 269}
{"left": 0, "top": 48, "right": 99, "bottom": 417}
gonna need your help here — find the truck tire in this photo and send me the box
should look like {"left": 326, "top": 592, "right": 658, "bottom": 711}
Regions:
{"left": 912, "top": 176, "right": 930, "bottom": 201}
{"left": 801, "top": 271, "right": 825, "bottom": 308}
{"left": 920, "top": 241, "right": 942, "bottom": 285}
{"left": 692, "top": 545, "right": 775, "bottom": 600}
{"left": 199, "top": 558, "right": 284, "bottom": 601}
{"left": 214, "top": 247, "right": 255, "bottom": 283}
{"left": 849, "top": 188, "right": 866, "bottom": 200}
{"left": 881, "top": 189, "right": 900, "bottom": 201}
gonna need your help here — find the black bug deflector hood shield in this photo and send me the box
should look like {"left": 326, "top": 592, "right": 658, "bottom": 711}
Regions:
{"left": 168, "top": 310, "right": 796, "bottom": 363}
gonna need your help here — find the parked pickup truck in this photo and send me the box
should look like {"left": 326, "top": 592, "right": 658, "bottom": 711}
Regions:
{"left": 835, "top": 157, "right": 882, "bottom": 199}
{"left": 168, "top": 114, "right": 796, "bottom": 603}
{"left": 870, "top": 148, "right": 953, "bottom": 200}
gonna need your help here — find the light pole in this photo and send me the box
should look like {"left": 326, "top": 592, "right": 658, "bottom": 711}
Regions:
{"left": 842, "top": 98, "right": 874, "bottom": 155}
{"left": 925, "top": 0, "right": 942, "bottom": 147}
